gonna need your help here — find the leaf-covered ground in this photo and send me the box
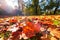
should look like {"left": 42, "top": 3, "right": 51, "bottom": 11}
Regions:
{"left": 0, "top": 16, "right": 60, "bottom": 40}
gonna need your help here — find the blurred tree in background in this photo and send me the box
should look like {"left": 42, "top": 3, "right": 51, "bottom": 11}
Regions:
{"left": 23, "top": 0, "right": 60, "bottom": 15}
{"left": 24, "top": 0, "right": 41, "bottom": 15}
{"left": 43, "top": 0, "right": 60, "bottom": 15}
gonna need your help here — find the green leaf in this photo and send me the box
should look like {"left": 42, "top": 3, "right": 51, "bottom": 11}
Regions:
{"left": 4, "top": 31, "right": 11, "bottom": 38}
{"left": 53, "top": 20, "right": 59, "bottom": 25}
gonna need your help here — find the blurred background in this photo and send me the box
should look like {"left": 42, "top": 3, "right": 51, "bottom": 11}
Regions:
{"left": 0, "top": 0, "right": 60, "bottom": 17}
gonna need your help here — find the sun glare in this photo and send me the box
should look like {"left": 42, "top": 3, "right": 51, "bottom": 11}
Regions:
{"left": 5, "top": 0, "right": 18, "bottom": 9}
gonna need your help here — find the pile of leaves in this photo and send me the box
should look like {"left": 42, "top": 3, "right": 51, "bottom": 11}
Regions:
{"left": 0, "top": 16, "right": 60, "bottom": 40}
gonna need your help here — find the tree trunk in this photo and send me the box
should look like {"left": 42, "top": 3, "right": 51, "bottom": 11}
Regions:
{"left": 35, "top": 5, "right": 38, "bottom": 15}
{"left": 54, "top": 1, "right": 59, "bottom": 14}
